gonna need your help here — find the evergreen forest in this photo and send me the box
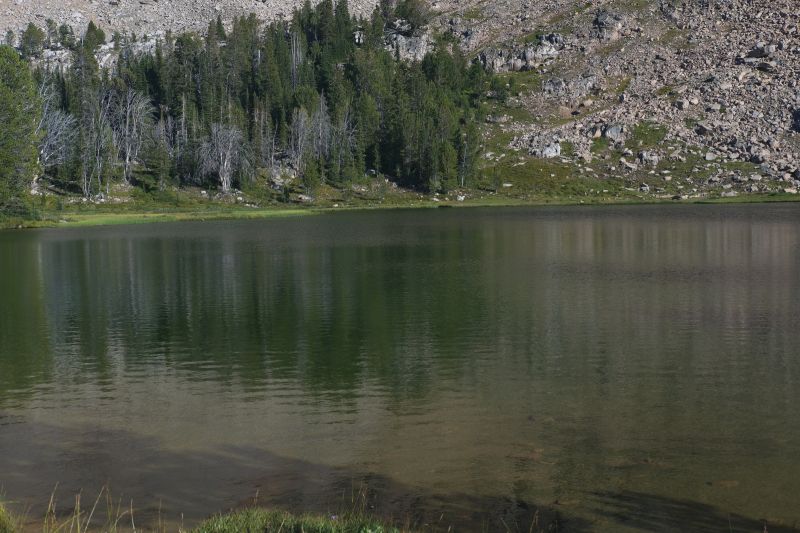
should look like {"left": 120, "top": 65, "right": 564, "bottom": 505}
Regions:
{"left": 0, "top": 0, "right": 494, "bottom": 217}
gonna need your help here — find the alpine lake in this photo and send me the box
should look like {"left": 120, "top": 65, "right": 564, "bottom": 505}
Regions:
{"left": 1, "top": 204, "right": 799, "bottom": 531}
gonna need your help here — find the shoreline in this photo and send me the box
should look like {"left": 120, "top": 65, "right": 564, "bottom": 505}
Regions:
{"left": 3, "top": 192, "right": 799, "bottom": 231}
{"left": 0, "top": 503, "right": 405, "bottom": 533}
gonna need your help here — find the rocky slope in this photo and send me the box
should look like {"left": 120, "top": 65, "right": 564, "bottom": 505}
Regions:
{"left": 435, "top": 0, "right": 800, "bottom": 196}
{"left": 2, "top": 0, "right": 378, "bottom": 38}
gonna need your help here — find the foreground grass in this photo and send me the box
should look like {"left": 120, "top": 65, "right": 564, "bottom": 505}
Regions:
{"left": 0, "top": 504, "right": 14, "bottom": 533}
{"left": 0, "top": 502, "right": 399, "bottom": 533}
{"left": 194, "top": 508, "right": 399, "bottom": 533}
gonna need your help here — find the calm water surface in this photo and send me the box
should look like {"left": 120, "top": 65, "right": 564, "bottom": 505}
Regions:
{"left": 1, "top": 205, "right": 799, "bottom": 531}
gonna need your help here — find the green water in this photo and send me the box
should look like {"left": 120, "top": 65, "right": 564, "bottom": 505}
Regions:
{"left": 0, "top": 205, "right": 799, "bottom": 531}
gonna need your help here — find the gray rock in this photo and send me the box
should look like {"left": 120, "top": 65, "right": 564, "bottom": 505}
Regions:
{"left": 543, "top": 78, "right": 567, "bottom": 95}
{"left": 541, "top": 142, "right": 562, "bottom": 158}
{"left": 638, "top": 151, "right": 660, "bottom": 166}
{"left": 747, "top": 42, "right": 776, "bottom": 58}
{"left": 695, "top": 122, "right": 713, "bottom": 135}
{"left": 592, "top": 10, "right": 624, "bottom": 41}
{"left": 603, "top": 124, "right": 626, "bottom": 144}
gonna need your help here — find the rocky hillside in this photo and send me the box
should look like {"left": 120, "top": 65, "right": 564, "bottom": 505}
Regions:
{"left": 433, "top": 0, "right": 800, "bottom": 197}
{"left": 2, "top": 0, "right": 378, "bottom": 37}
{"left": 4, "top": 0, "right": 799, "bottom": 199}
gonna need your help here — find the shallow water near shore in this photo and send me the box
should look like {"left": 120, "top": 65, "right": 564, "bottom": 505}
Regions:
{"left": 1, "top": 204, "right": 799, "bottom": 531}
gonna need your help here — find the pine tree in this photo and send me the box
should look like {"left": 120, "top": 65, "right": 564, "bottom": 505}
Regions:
{"left": 83, "top": 21, "right": 106, "bottom": 53}
{"left": 0, "top": 46, "right": 41, "bottom": 215}
{"left": 20, "top": 23, "right": 46, "bottom": 59}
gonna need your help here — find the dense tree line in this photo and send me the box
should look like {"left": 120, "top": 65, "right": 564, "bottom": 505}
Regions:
{"left": 0, "top": 0, "right": 490, "bottom": 215}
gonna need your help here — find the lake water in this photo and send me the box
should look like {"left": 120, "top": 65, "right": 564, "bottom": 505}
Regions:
{"left": 1, "top": 205, "right": 799, "bottom": 532}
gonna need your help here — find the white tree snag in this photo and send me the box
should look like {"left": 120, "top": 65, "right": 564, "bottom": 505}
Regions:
{"left": 200, "top": 123, "right": 244, "bottom": 194}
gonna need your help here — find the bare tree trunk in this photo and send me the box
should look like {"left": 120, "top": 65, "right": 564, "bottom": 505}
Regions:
{"left": 311, "top": 96, "right": 332, "bottom": 168}
{"left": 459, "top": 134, "right": 468, "bottom": 188}
{"left": 200, "top": 123, "right": 244, "bottom": 194}
{"left": 290, "top": 31, "right": 303, "bottom": 90}
{"left": 80, "top": 88, "right": 114, "bottom": 198}
{"left": 290, "top": 107, "right": 310, "bottom": 175}
{"left": 112, "top": 88, "right": 154, "bottom": 184}
{"left": 36, "top": 79, "right": 77, "bottom": 179}
{"left": 332, "top": 105, "right": 355, "bottom": 179}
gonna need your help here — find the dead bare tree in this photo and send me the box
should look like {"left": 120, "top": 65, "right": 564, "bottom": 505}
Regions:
{"left": 331, "top": 104, "right": 356, "bottom": 178}
{"left": 254, "top": 106, "right": 277, "bottom": 174}
{"left": 289, "top": 107, "right": 311, "bottom": 175}
{"left": 80, "top": 89, "right": 115, "bottom": 197}
{"left": 199, "top": 123, "right": 244, "bottom": 194}
{"left": 112, "top": 88, "right": 154, "bottom": 184}
{"left": 290, "top": 30, "right": 303, "bottom": 90}
{"left": 152, "top": 112, "right": 177, "bottom": 190}
{"left": 36, "top": 81, "right": 77, "bottom": 173}
{"left": 174, "top": 94, "right": 191, "bottom": 184}
{"left": 311, "top": 96, "right": 332, "bottom": 162}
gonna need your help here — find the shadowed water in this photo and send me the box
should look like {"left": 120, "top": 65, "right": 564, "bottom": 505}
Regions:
{"left": 0, "top": 205, "right": 799, "bottom": 531}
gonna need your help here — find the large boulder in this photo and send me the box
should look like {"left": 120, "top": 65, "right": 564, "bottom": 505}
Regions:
{"left": 543, "top": 78, "right": 567, "bottom": 95}
{"left": 592, "top": 10, "right": 624, "bottom": 41}
{"left": 603, "top": 124, "right": 626, "bottom": 144}
{"left": 638, "top": 151, "right": 660, "bottom": 166}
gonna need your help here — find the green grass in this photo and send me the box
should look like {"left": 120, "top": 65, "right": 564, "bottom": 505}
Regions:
{"left": 591, "top": 136, "right": 611, "bottom": 153}
{"left": 461, "top": 6, "right": 485, "bottom": 21}
{"left": 194, "top": 508, "right": 398, "bottom": 533}
{"left": 626, "top": 121, "right": 668, "bottom": 150}
{"left": 474, "top": 149, "right": 644, "bottom": 205}
{"left": 614, "top": 76, "right": 632, "bottom": 96}
{"left": 0, "top": 503, "right": 401, "bottom": 533}
{"left": 0, "top": 504, "right": 14, "bottom": 533}
{"left": 616, "top": 0, "right": 652, "bottom": 10}
{"left": 51, "top": 207, "right": 314, "bottom": 228}
{"left": 656, "top": 85, "right": 674, "bottom": 96}
{"left": 658, "top": 27, "right": 688, "bottom": 47}
{"left": 499, "top": 69, "right": 543, "bottom": 95}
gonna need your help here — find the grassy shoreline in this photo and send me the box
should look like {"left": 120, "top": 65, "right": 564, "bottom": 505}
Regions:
{"left": 2, "top": 191, "right": 799, "bottom": 231}
{"left": 0, "top": 502, "right": 400, "bottom": 533}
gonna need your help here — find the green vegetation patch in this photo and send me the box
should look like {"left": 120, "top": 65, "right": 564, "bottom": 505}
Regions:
{"left": 591, "top": 136, "right": 611, "bottom": 153}
{"left": 659, "top": 27, "right": 689, "bottom": 47}
{"left": 614, "top": 76, "right": 632, "bottom": 96}
{"left": 0, "top": 504, "right": 16, "bottom": 533}
{"left": 626, "top": 121, "right": 668, "bottom": 149}
{"left": 475, "top": 150, "right": 638, "bottom": 205}
{"left": 461, "top": 6, "right": 485, "bottom": 21}
{"left": 0, "top": 504, "right": 401, "bottom": 533}
{"left": 656, "top": 85, "right": 674, "bottom": 96}
{"left": 53, "top": 208, "right": 313, "bottom": 228}
{"left": 615, "top": 0, "right": 653, "bottom": 12}
{"left": 194, "top": 508, "right": 398, "bottom": 533}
